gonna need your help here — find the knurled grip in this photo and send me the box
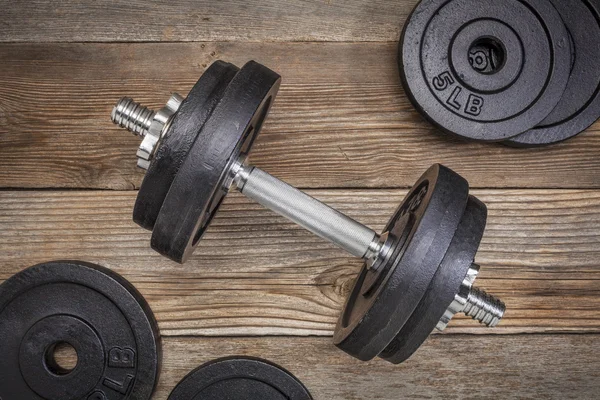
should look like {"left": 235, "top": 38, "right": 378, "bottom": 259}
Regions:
{"left": 238, "top": 166, "right": 378, "bottom": 258}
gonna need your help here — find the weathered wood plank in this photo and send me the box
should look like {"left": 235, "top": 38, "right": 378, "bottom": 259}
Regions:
{"left": 155, "top": 335, "right": 600, "bottom": 399}
{"left": 0, "top": 43, "right": 599, "bottom": 190}
{"left": 0, "top": 189, "right": 598, "bottom": 336}
{"left": 49, "top": 335, "right": 600, "bottom": 398}
{"left": 0, "top": 0, "right": 413, "bottom": 43}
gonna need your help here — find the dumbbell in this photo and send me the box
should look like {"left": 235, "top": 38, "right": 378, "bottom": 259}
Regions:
{"left": 110, "top": 60, "right": 505, "bottom": 364}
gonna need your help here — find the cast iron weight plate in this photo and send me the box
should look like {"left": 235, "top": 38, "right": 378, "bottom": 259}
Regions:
{"left": 379, "top": 196, "right": 487, "bottom": 364}
{"left": 0, "top": 261, "right": 161, "bottom": 400}
{"left": 168, "top": 357, "right": 313, "bottom": 400}
{"left": 507, "top": 0, "right": 600, "bottom": 147}
{"left": 152, "top": 61, "right": 282, "bottom": 263}
{"left": 399, "top": 0, "right": 572, "bottom": 141}
{"left": 333, "top": 164, "right": 470, "bottom": 361}
{"left": 134, "top": 61, "right": 240, "bottom": 230}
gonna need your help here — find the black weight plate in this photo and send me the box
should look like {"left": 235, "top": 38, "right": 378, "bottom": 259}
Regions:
{"left": 0, "top": 261, "right": 160, "bottom": 400}
{"left": 133, "top": 61, "right": 240, "bottom": 230}
{"left": 399, "top": 0, "right": 572, "bottom": 141}
{"left": 168, "top": 357, "right": 312, "bottom": 400}
{"left": 379, "top": 195, "right": 487, "bottom": 364}
{"left": 507, "top": 0, "right": 600, "bottom": 147}
{"left": 333, "top": 164, "right": 469, "bottom": 361}
{"left": 152, "top": 61, "right": 281, "bottom": 263}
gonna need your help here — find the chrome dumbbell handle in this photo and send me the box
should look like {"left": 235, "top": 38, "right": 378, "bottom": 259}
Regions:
{"left": 234, "top": 164, "right": 381, "bottom": 259}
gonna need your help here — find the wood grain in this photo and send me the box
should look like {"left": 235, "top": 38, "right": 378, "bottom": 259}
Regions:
{"left": 0, "top": 189, "right": 598, "bottom": 336}
{"left": 0, "top": 42, "right": 599, "bottom": 190}
{"left": 155, "top": 335, "right": 600, "bottom": 399}
{"left": 0, "top": 0, "right": 415, "bottom": 43}
{"left": 49, "top": 335, "right": 600, "bottom": 398}
{"left": 1, "top": 1, "right": 597, "bottom": 397}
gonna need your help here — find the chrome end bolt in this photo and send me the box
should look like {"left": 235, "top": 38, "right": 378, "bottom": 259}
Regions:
{"left": 111, "top": 94, "right": 184, "bottom": 170}
{"left": 437, "top": 264, "right": 506, "bottom": 331}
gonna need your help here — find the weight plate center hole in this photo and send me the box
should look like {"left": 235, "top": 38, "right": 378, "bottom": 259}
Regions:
{"left": 468, "top": 36, "right": 506, "bottom": 75}
{"left": 45, "top": 341, "right": 78, "bottom": 376}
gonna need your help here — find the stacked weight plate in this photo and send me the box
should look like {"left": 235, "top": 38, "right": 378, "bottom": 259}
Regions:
{"left": 333, "top": 165, "right": 491, "bottom": 364}
{"left": 132, "top": 60, "right": 281, "bottom": 263}
{"left": 399, "top": 0, "right": 600, "bottom": 146}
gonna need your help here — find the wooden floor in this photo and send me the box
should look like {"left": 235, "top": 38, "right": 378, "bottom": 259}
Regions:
{"left": 1, "top": 1, "right": 599, "bottom": 398}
